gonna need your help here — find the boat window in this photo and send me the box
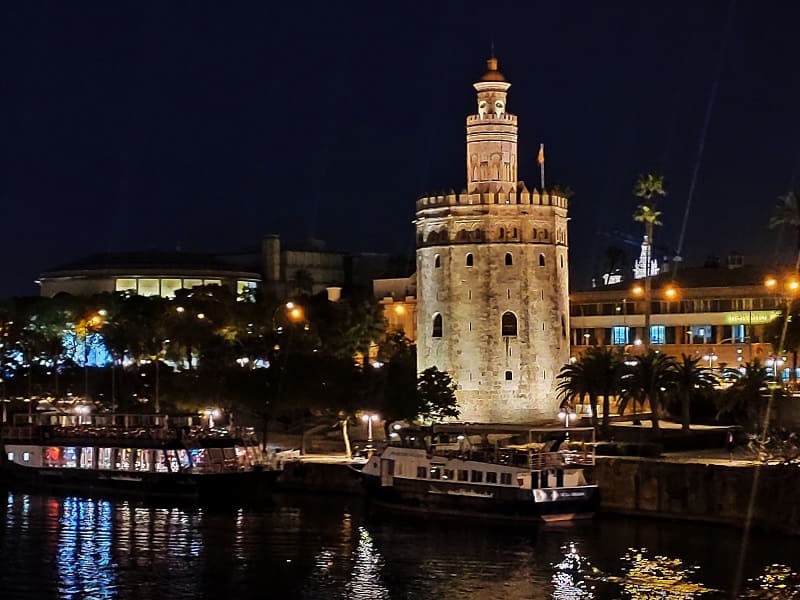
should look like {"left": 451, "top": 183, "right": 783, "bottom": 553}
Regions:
{"left": 457, "top": 469, "right": 469, "bottom": 481}
{"left": 189, "top": 448, "right": 206, "bottom": 470}
{"left": 138, "top": 449, "right": 152, "bottom": 472}
{"left": 443, "top": 469, "right": 455, "bottom": 480}
{"left": 531, "top": 471, "right": 540, "bottom": 489}
{"left": 80, "top": 447, "right": 93, "bottom": 469}
{"left": 500, "top": 472, "right": 512, "bottom": 485}
{"left": 23, "top": 452, "right": 30, "bottom": 462}
{"left": 430, "top": 466, "right": 442, "bottom": 480}
{"left": 117, "top": 449, "right": 132, "bottom": 471}
{"left": 166, "top": 450, "right": 180, "bottom": 473}
{"left": 154, "top": 450, "right": 168, "bottom": 472}
{"left": 44, "top": 447, "right": 61, "bottom": 468}
{"left": 6, "top": 452, "right": 13, "bottom": 462}
{"left": 416, "top": 466, "right": 428, "bottom": 478}
{"left": 178, "top": 449, "right": 192, "bottom": 469}
{"left": 486, "top": 471, "right": 497, "bottom": 484}
{"left": 98, "top": 448, "right": 113, "bottom": 470}
{"left": 471, "top": 470, "right": 483, "bottom": 483}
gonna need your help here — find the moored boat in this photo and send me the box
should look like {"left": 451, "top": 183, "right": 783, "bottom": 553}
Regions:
{"left": 360, "top": 424, "right": 598, "bottom": 522}
{"left": 0, "top": 412, "right": 290, "bottom": 500}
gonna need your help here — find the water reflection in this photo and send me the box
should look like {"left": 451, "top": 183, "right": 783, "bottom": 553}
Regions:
{"left": 2, "top": 490, "right": 800, "bottom": 599}
{"left": 57, "top": 497, "right": 116, "bottom": 599}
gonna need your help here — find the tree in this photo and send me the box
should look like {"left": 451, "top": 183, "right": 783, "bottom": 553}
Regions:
{"left": 557, "top": 347, "right": 621, "bottom": 436}
{"left": 671, "top": 354, "right": 716, "bottom": 432}
{"left": 620, "top": 350, "right": 676, "bottom": 431}
{"left": 716, "top": 359, "right": 772, "bottom": 432}
{"left": 768, "top": 191, "right": 800, "bottom": 263}
{"left": 557, "top": 356, "right": 597, "bottom": 429}
{"left": 632, "top": 174, "right": 666, "bottom": 350}
{"left": 416, "top": 367, "right": 459, "bottom": 423}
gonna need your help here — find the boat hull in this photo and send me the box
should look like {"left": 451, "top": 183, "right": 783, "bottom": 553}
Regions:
{"left": 0, "top": 462, "right": 280, "bottom": 501}
{"left": 363, "top": 474, "right": 598, "bottom": 522}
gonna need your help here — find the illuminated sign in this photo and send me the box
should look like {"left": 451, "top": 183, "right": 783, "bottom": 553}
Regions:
{"left": 723, "top": 311, "right": 781, "bottom": 325}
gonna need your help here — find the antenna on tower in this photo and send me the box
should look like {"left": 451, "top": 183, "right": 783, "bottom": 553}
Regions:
{"left": 490, "top": 41, "right": 495, "bottom": 58}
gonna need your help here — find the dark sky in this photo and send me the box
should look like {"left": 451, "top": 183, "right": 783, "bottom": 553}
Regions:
{"left": 1, "top": 1, "right": 798, "bottom": 297}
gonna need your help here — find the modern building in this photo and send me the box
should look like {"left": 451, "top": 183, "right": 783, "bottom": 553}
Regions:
{"left": 414, "top": 57, "right": 570, "bottom": 423}
{"left": 37, "top": 251, "right": 261, "bottom": 299}
{"left": 38, "top": 235, "right": 407, "bottom": 301}
{"left": 569, "top": 258, "right": 787, "bottom": 371}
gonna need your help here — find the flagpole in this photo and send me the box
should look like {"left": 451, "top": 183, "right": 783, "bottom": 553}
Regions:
{"left": 538, "top": 143, "right": 545, "bottom": 190}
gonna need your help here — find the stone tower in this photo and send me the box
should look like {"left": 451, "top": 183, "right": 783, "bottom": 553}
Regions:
{"left": 415, "top": 57, "right": 570, "bottom": 423}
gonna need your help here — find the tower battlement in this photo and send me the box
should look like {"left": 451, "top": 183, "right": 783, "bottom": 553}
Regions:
{"left": 416, "top": 189, "right": 568, "bottom": 211}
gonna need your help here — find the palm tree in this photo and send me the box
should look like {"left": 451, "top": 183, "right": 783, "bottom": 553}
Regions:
{"left": 768, "top": 191, "right": 800, "bottom": 268}
{"left": 632, "top": 174, "right": 666, "bottom": 350}
{"left": 672, "top": 354, "right": 716, "bottom": 432}
{"left": 717, "top": 359, "right": 771, "bottom": 432}
{"left": 622, "top": 350, "right": 676, "bottom": 431}
{"left": 557, "top": 357, "right": 597, "bottom": 429}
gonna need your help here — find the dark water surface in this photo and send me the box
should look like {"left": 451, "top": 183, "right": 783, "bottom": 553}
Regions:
{"left": 2, "top": 489, "right": 800, "bottom": 599}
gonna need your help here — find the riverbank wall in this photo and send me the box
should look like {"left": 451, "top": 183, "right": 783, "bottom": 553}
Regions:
{"left": 595, "top": 456, "right": 800, "bottom": 535}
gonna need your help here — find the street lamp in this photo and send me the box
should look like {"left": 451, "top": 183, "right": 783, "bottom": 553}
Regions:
{"left": 557, "top": 408, "right": 578, "bottom": 438}
{"left": 361, "top": 412, "right": 379, "bottom": 449}
{"left": 204, "top": 408, "right": 220, "bottom": 428}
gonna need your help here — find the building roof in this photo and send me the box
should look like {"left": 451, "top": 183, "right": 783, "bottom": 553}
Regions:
{"left": 41, "top": 251, "right": 260, "bottom": 278}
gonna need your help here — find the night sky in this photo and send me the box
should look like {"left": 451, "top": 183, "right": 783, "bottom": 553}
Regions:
{"left": 1, "top": 1, "right": 798, "bottom": 297}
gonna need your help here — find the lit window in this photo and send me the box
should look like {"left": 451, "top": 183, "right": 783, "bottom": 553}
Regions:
{"left": 650, "top": 325, "right": 666, "bottom": 345}
{"left": 183, "top": 278, "right": 203, "bottom": 290}
{"left": 137, "top": 279, "right": 159, "bottom": 297}
{"left": 501, "top": 312, "right": 517, "bottom": 336}
{"left": 160, "top": 278, "right": 182, "bottom": 298}
{"left": 612, "top": 327, "right": 629, "bottom": 345}
{"left": 6, "top": 452, "right": 13, "bottom": 461}
{"left": 203, "top": 279, "right": 222, "bottom": 287}
{"left": 432, "top": 314, "right": 443, "bottom": 338}
{"left": 23, "top": 452, "right": 30, "bottom": 462}
{"left": 115, "top": 278, "right": 137, "bottom": 292}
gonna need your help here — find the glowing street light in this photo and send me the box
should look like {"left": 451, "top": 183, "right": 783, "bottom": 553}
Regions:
{"left": 361, "top": 412, "right": 379, "bottom": 449}
{"left": 204, "top": 408, "right": 220, "bottom": 428}
{"left": 557, "top": 408, "right": 578, "bottom": 438}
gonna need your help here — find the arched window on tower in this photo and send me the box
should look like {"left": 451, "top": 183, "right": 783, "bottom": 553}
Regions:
{"left": 466, "top": 253, "right": 474, "bottom": 267}
{"left": 539, "top": 254, "right": 545, "bottom": 267}
{"left": 501, "top": 312, "right": 517, "bottom": 337}
{"left": 505, "top": 253, "right": 513, "bottom": 266}
{"left": 432, "top": 314, "right": 443, "bottom": 338}
{"left": 434, "top": 254, "right": 441, "bottom": 268}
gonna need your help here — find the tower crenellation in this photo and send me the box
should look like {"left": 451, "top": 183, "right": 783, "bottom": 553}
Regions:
{"left": 415, "top": 56, "right": 571, "bottom": 423}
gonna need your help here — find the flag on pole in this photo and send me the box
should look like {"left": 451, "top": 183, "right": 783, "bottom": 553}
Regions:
{"left": 538, "top": 143, "right": 545, "bottom": 189}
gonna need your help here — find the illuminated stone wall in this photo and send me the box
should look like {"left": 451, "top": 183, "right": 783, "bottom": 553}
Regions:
{"left": 415, "top": 58, "right": 570, "bottom": 423}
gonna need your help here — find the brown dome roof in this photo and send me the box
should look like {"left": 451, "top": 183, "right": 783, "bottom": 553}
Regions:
{"left": 480, "top": 57, "right": 506, "bottom": 82}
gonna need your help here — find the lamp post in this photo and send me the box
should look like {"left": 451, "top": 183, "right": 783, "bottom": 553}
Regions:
{"left": 557, "top": 408, "right": 578, "bottom": 438}
{"left": 362, "top": 413, "right": 378, "bottom": 449}
{"left": 267, "top": 301, "right": 304, "bottom": 452}
{"left": 765, "top": 275, "right": 799, "bottom": 388}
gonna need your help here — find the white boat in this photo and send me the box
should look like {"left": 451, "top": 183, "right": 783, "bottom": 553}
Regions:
{"left": 360, "top": 424, "right": 598, "bottom": 522}
{"left": 0, "top": 412, "right": 289, "bottom": 500}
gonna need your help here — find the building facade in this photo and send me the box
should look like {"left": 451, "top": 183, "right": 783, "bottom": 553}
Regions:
{"left": 570, "top": 262, "right": 786, "bottom": 372}
{"left": 414, "top": 57, "right": 570, "bottom": 423}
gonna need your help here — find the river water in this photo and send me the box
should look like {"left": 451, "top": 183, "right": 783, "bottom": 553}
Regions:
{"left": 2, "top": 489, "right": 799, "bottom": 599}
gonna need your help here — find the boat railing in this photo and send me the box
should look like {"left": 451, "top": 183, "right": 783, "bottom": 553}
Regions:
{"left": 529, "top": 450, "right": 595, "bottom": 469}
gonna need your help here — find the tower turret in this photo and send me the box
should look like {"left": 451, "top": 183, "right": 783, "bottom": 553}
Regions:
{"left": 466, "top": 57, "right": 518, "bottom": 193}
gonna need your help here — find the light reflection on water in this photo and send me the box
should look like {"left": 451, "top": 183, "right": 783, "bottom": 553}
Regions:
{"left": 1, "top": 490, "right": 800, "bottom": 599}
